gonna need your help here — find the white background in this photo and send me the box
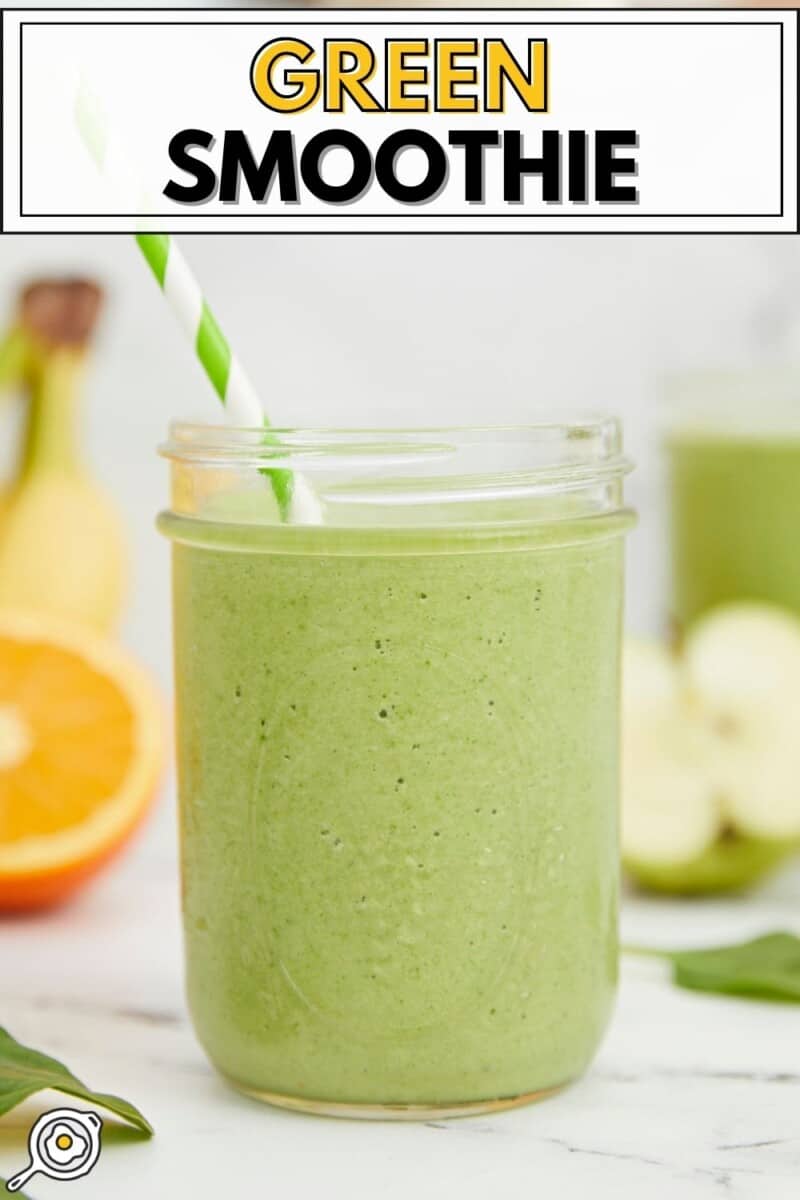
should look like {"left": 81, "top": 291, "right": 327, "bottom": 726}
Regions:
{"left": 3, "top": 9, "right": 796, "bottom": 231}
{"left": 2, "top": 230, "right": 799, "bottom": 695}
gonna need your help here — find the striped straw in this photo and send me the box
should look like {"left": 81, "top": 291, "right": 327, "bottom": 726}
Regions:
{"left": 74, "top": 81, "right": 318, "bottom": 523}
{"left": 136, "top": 234, "right": 319, "bottom": 522}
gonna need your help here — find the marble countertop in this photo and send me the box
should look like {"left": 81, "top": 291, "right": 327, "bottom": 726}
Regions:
{"left": 1, "top": 803, "right": 798, "bottom": 1200}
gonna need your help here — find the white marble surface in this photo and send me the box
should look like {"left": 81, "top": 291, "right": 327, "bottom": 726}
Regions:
{"left": 1, "top": 802, "right": 799, "bottom": 1200}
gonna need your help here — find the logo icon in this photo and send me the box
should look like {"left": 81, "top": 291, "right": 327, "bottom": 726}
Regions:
{"left": 6, "top": 1108, "right": 102, "bottom": 1192}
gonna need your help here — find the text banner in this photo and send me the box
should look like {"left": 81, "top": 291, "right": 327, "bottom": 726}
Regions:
{"left": 1, "top": 8, "right": 797, "bottom": 233}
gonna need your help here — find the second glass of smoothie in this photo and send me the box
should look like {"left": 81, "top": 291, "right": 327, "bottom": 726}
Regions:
{"left": 160, "top": 421, "right": 634, "bottom": 1118}
{"left": 665, "top": 368, "right": 800, "bottom": 627}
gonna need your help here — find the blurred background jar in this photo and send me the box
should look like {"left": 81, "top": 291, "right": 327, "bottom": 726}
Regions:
{"left": 664, "top": 367, "right": 800, "bottom": 630}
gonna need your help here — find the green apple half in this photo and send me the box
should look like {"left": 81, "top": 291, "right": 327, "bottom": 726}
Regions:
{"left": 622, "top": 605, "right": 800, "bottom": 895}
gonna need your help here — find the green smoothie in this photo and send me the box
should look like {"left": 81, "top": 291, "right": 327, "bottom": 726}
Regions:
{"left": 667, "top": 429, "right": 800, "bottom": 627}
{"left": 161, "top": 510, "right": 628, "bottom": 1112}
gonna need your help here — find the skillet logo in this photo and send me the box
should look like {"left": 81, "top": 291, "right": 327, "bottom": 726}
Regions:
{"left": 163, "top": 34, "right": 639, "bottom": 209}
{"left": 6, "top": 1108, "right": 103, "bottom": 1192}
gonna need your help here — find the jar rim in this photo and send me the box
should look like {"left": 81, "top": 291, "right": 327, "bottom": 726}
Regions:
{"left": 662, "top": 366, "right": 800, "bottom": 438}
{"left": 160, "top": 415, "right": 631, "bottom": 477}
{"left": 160, "top": 416, "right": 633, "bottom": 531}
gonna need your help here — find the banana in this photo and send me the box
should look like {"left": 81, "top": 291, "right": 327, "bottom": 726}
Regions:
{"left": 0, "top": 280, "right": 128, "bottom": 632}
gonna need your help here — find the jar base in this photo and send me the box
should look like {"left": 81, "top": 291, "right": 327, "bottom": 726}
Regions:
{"left": 224, "top": 1076, "right": 568, "bottom": 1121}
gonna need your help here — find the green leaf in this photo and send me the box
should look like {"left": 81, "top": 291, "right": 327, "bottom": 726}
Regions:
{"left": 626, "top": 932, "right": 800, "bottom": 1002}
{"left": 0, "top": 1027, "right": 153, "bottom": 1136}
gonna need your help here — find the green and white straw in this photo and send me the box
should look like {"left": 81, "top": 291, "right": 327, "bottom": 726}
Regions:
{"left": 75, "top": 80, "right": 319, "bottom": 523}
{"left": 135, "top": 236, "right": 320, "bottom": 524}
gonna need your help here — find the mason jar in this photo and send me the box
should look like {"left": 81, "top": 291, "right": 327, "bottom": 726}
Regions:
{"left": 665, "top": 368, "right": 800, "bottom": 627}
{"left": 159, "top": 420, "right": 634, "bottom": 1118}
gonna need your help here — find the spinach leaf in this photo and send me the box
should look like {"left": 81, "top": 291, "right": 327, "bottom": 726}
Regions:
{"left": 626, "top": 932, "right": 800, "bottom": 1002}
{"left": 0, "top": 1026, "right": 152, "bottom": 1135}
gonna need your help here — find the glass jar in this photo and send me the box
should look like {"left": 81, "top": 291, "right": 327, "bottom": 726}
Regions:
{"left": 159, "top": 420, "right": 634, "bottom": 1118}
{"left": 665, "top": 367, "right": 800, "bottom": 628}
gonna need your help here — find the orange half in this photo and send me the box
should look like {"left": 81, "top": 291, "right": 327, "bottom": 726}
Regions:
{"left": 0, "top": 612, "right": 164, "bottom": 909}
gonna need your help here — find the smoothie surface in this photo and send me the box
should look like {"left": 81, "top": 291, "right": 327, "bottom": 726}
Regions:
{"left": 167, "top": 510, "right": 627, "bottom": 1106}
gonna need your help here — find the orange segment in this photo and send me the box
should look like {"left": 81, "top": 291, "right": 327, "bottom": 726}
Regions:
{"left": 0, "top": 612, "right": 164, "bottom": 909}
